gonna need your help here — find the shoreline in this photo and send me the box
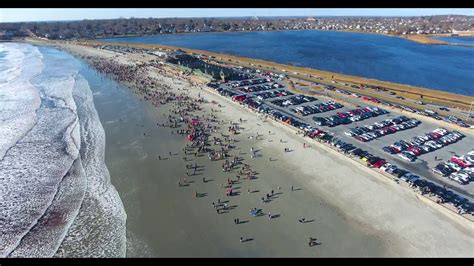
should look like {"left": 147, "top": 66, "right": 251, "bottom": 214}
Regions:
{"left": 95, "top": 28, "right": 474, "bottom": 47}
{"left": 40, "top": 40, "right": 474, "bottom": 256}
{"left": 68, "top": 39, "right": 474, "bottom": 110}
{"left": 400, "top": 34, "right": 474, "bottom": 47}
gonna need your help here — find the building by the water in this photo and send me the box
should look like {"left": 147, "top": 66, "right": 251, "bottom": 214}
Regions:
{"left": 0, "top": 31, "right": 13, "bottom": 41}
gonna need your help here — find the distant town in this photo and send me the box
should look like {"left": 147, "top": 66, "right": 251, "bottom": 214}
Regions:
{"left": 1, "top": 15, "right": 473, "bottom": 40}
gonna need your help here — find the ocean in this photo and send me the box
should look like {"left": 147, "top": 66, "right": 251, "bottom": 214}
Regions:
{"left": 0, "top": 43, "right": 126, "bottom": 258}
{"left": 100, "top": 30, "right": 474, "bottom": 96}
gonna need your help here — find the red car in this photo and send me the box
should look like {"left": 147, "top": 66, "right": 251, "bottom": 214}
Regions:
{"left": 387, "top": 126, "right": 397, "bottom": 133}
{"left": 309, "top": 130, "right": 320, "bottom": 138}
{"left": 337, "top": 112, "right": 347, "bottom": 118}
{"left": 407, "top": 146, "right": 422, "bottom": 156}
{"left": 232, "top": 95, "right": 247, "bottom": 102}
{"left": 372, "top": 159, "right": 386, "bottom": 168}
{"left": 370, "top": 98, "right": 380, "bottom": 103}
{"left": 429, "top": 132, "right": 442, "bottom": 140}
{"left": 451, "top": 156, "right": 471, "bottom": 168}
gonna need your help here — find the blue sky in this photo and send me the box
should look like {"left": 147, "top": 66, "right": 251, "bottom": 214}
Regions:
{"left": 1, "top": 8, "right": 473, "bottom": 23}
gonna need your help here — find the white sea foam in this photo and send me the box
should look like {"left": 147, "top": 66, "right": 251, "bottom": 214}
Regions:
{"left": 0, "top": 43, "right": 126, "bottom": 257}
{"left": 0, "top": 43, "right": 25, "bottom": 85}
{"left": 0, "top": 43, "right": 43, "bottom": 161}
{"left": 54, "top": 74, "right": 127, "bottom": 258}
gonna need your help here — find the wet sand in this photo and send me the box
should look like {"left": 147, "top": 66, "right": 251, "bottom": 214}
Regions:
{"left": 81, "top": 67, "right": 388, "bottom": 257}
{"left": 66, "top": 43, "right": 473, "bottom": 257}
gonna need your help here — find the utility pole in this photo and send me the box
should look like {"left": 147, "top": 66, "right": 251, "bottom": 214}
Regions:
{"left": 466, "top": 102, "right": 474, "bottom": 122}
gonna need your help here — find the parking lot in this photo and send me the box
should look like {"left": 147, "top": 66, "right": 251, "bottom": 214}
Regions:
{"left": 213, "top": 66, "right": 474, "bottom": 200}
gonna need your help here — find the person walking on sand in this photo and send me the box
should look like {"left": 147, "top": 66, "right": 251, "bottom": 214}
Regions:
{"left": 291, "top": 185, "right": 294, "bottom": 191}
{"left": 309, "top": 237, "right": 318, "bottom": 247}
{"left": 268, "top": 212, "right": 272, "bottom": 220}
{"left": 158, "top": 155, "right": 161, "bottom": 160}
{"left": 240, "top": 237, "right": 244, "bottom": 243}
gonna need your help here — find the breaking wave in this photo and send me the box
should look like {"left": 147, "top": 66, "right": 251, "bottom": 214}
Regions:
{"left": 0, "top": 43, "right": 126, "bottom": 257}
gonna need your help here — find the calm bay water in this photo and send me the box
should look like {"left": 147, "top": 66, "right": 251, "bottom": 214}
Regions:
{"left": 434, "top": 36, "right": 474, "bottom": 45}
{"left": 100, "top": 30, "right": 474, "bottom": 96}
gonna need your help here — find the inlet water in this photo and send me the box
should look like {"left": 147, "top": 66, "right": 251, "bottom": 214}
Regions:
{"left": 100, "top": 30, "right": 474, "bottom": 96}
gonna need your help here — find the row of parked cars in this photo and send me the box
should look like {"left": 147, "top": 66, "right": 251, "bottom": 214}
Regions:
{"left": 228, "top": 95, "right": 315, "bottom": 132}
{"left": 305, "top": 129, "right": 472, "bottom": 215}
{"left": 271, "top": 95, "right": 317, "bottom": 107}
{"left": 291, "top": 101, "right": 344, "bottom": 116}
{"left": 410, "top": 178, "right": 472, "bottom": 214}
{"left": 433, "top": 151, "right": 474, "bottom": 185}
{"left": 313, "top": 106, "right": 389, "bottom": 127}
{"left": 345, "top": 116, "right": 421, "bottom": 142}
{"left": 232, "top": 67, "right": 286, "bottom": 81}
{"left": 383, "top": 128, "right": 465, "bottom": 162}
{"left": 255, "top": 90, "right": 293, "bottom": 100}
{"left": 228, "top": 78, "right": 269, "bottom": 88}
{"left": 319, "top": 80, "right": 472, "bottom": 128}
{"left": 237, "top": 82, "right": 284, "bottom": 93}
{"left": 326, "top": 136, "right": 425, "bottom": 184}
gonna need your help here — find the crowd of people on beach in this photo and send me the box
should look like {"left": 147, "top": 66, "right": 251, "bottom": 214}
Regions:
{"left": 84, "top": 51, "right": 323, "bottom": 249}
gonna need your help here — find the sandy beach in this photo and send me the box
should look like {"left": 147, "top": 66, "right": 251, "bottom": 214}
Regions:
{"left": 29, "top": 40, "right": 473, "bottom": 257}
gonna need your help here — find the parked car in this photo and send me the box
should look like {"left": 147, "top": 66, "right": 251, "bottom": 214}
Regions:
{"left": 398, "top": 151, "right": 417, "bottom": 162}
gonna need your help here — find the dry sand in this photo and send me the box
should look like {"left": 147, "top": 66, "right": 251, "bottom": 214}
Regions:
{"left": 35, "top": 40, "right": 474, "bottom": 257}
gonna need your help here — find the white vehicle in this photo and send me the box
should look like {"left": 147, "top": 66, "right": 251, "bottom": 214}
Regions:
{"left": 449, "top": 174, "right": 468, "bottom": 185}
{"left": 451, "top": 172, "right": 470, "bottom": 183}
{"left": 380, "top": 163, "right": 393, "bottom": 172}
{"left": 446, "top": 161, "right": 462, "bottom": 172}
{"left": 433, "top": 128, "right": 448, "bottom": 136}
{"left": 398, "top": 151, "right": 416, "bottom": 162}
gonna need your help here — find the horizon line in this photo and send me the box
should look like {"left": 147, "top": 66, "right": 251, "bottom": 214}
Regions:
{"left": 2, "top": 14, "right": 473, "bottom": 24}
